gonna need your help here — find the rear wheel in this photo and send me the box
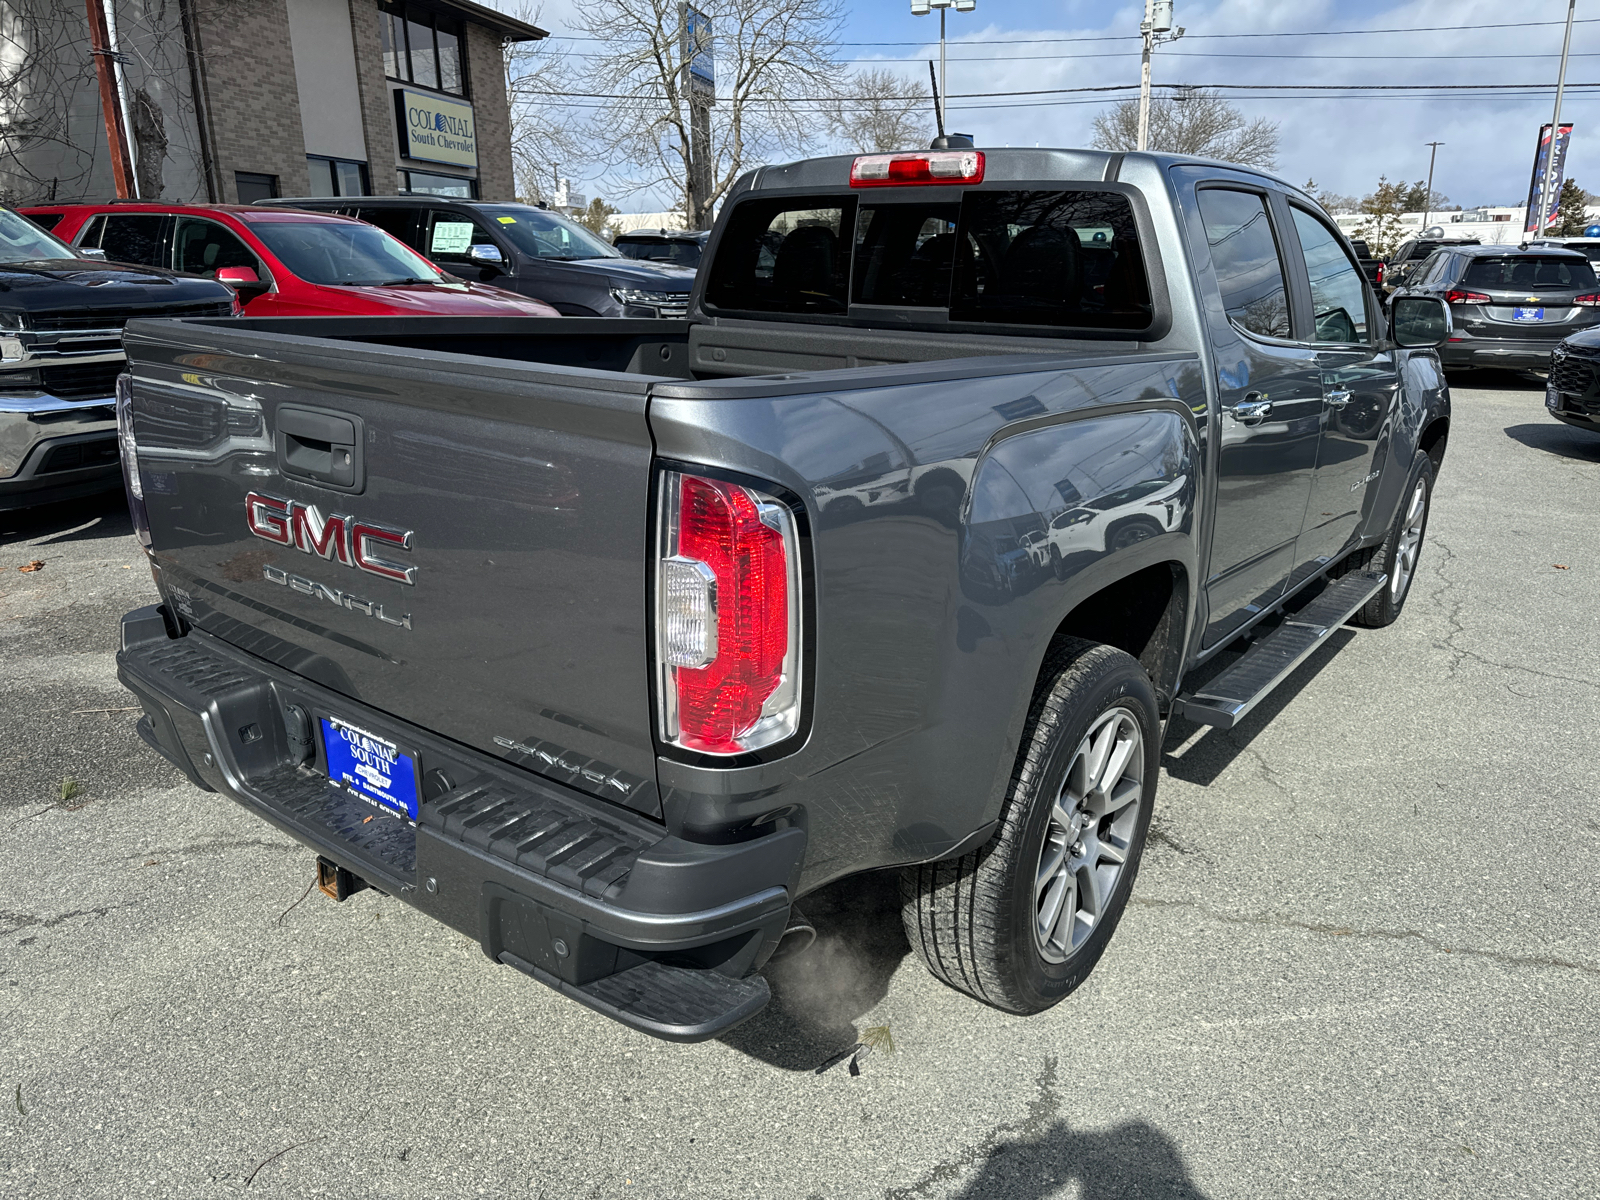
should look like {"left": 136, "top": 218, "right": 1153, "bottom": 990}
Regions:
{"left": 900, "top": 639, "right": 1158, "bottom": 1014}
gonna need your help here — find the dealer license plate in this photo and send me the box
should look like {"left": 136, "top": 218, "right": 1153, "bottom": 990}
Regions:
{"left": 1512, "top": 307, "right": 1545, "bottom": 322}
{"left": 321, "top": 717, "right": 419, "bottom": 820}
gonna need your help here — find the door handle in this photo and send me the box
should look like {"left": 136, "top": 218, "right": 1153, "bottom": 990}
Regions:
{"left": 1325, "top": 389, "right": 1353, "bottom": 409}
{"left": 1226, "top": 393, "right": 1273, "bottom": 423}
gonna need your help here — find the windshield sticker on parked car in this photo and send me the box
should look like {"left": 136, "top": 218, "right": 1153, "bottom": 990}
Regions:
{"left": 496, "top": 216, "right": 517, "bottom": 224}
{"left": 431, "top": 222, "right": 474, "bottom": 253}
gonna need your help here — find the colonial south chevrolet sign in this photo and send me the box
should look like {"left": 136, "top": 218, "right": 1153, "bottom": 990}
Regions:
{"left": 395, "top": 88, "right": 477, "bottom": 168}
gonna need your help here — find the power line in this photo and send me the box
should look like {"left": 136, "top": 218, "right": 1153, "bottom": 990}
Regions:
{"left": 543, "top": 17, "right": 1600, "bottom": 48}
{"left": 561, "top": 49, "right": 1600, "bottom": 65}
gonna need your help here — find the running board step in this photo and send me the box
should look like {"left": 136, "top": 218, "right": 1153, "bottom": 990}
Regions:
{"left": 1174, "top": 571, "right": 1388, "bottom": 730}
{"left": 500, "top": 951, "right": 771, "bottom": 1043}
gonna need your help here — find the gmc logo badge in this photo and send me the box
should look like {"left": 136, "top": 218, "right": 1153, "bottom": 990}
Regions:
{"left": 245, "top": 492, "right": 416, "bottom": 585}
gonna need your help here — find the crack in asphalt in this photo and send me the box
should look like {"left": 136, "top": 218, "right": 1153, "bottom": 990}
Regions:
{"left": 883, "top": 1056, "right": 1060, "bottom": 1200}
{"left": 0, "top": 902, "right": 137, "bottom": 939}
{"left": 1428, "top": 535, "right": 1599, "bottom": 690}
{"left": 110, "top": 837, "right": 297, "bottom": 864}
{"left": 1132, "top": 895, "right": 1600, "bottom": 978}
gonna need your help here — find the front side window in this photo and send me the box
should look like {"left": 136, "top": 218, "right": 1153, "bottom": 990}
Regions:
{"left": 243, "top": 217, "right": 450, "bottom": 286}
{"left": 480, "top": 205, "right": 621, "bottom": 261}
{"left": 1290, "top": 207, "right": 1368, "bottom": 343}
{"left": 0, "top": 207, "right": 75, "bottom": 261}
{"left": 1197, "top": 188, "right": 1290, "bottom": 339}
{"left": 425, "top": 210, "right": 499, "bottom": 263}
{"left": 173, "top": 218, "right": 258, "bottom": 277}
{"left": 704, "top": 200, "right": 854, "bottom": 314}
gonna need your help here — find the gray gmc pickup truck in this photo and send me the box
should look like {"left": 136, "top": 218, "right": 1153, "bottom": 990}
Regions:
{"left": 115, "top": 147, "right": 1452, "bottom": 1041}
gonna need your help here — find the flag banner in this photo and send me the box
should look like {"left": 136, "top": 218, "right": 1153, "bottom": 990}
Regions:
{"left": 1524, "top": 123, "right": 1575, "bottom": 233}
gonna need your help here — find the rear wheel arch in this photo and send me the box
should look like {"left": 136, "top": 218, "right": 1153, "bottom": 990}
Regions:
{"left": 1040, "top": 560, "right": 1190, "bottom": 709}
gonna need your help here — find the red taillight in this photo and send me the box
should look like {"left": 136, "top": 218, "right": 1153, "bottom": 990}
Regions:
{"left": 1574, "top": 293, "right": 1600, "bottom": 307}
{"left": 850, "top": 150, "right": 985, "bottom": 188}
{"left": 1376, "top": 263, "right": 1385, "bottom": 287}
{"left": 1443, "top": 289, "right": 1492, "bottom": 305}
{"left": 657, "top": 471, "right": 801, "bottom": 755}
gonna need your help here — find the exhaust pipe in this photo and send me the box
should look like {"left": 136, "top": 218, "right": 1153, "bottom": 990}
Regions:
{"left": 769, "top": 905, "right": 816, "bottom": 961}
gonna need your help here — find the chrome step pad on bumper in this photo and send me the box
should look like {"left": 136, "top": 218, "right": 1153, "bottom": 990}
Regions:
{"left": 1175, "top": 571, "right": 1388, "bottom": 730}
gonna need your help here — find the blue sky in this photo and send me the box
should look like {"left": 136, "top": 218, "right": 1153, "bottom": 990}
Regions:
{"left": 498, "top": 0, "right": 1595, "bottom": 211}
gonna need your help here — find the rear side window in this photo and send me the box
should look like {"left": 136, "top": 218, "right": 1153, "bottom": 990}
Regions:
{"left": 1196, "top": 189, "right": 1290, "bottom": 339}
{"left": 356, "top": 206, "right": 420, "bottom": 248}
{"left": 1462, "top": 255, "right": 1598, "bottom": 291}
{"left": 89, "top": 214, "right": 168, "bottom": 267}
{"left": 704, "top": 200, "right": 854, "bottom": 314}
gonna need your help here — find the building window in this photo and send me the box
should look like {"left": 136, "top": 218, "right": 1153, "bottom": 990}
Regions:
{"left": 380, "top": 5, "right": 467, "bottom": 96}
{"left": 399, "top": 170, "right": 476, "bottom": 198}
{"left": 307, "top": 156, "right": 370, "bottom": 198}
{"left": 234, "top": 172, "right": 279, "bottom": 204}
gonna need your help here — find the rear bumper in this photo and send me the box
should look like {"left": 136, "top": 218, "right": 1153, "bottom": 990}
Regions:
{"left": 116, "top": 606, "right": 802, "bottom": 1041}
{"left": 1439, "top": 338, "right": 1560, "bottom": 370}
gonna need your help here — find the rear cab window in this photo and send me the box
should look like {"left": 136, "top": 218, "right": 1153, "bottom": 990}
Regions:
{"left": 703, "top": 187, "right": 1155, "bottom": 334}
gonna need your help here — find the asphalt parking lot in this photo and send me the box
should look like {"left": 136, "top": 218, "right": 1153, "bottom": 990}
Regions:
{"left": 4, "top": 371, "right": 1598, "bottom": 1199}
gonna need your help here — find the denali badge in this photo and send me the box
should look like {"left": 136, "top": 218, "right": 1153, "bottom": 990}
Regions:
{"left": 262, "top": 565, "right": 411, "bottom": 629}
{"left": 246, "top": 492, "right": 415, "bottom": 584}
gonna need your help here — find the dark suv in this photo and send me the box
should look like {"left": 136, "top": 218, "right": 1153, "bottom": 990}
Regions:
{"left": 1394, "top": 244, "right": 1600, "bottom": 370}
{"left": 272, "top": 196, "right": 696, "bottom": 318}
{"left": 1382, "top": 235, "right": 1481, "bottom": 294}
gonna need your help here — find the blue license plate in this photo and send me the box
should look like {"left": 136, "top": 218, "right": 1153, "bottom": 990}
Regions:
{"left": 1512, "top": 307, "right": 1546, "bottom": 322}
{"left": 321, "top": 717, "right": 419, "bottom": 820}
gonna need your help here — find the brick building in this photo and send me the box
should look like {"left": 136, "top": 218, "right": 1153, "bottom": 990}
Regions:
{"left": 0, "top": 0, "right": 544, "bottom": 206}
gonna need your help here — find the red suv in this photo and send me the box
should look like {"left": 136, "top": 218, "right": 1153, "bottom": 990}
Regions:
{"left": 20, "top": 203, "right": 560, "bottom": 318}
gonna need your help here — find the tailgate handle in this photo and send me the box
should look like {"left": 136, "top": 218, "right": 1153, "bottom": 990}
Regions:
{"left": 275, "top": 405, "right": 363, "bottom": 491}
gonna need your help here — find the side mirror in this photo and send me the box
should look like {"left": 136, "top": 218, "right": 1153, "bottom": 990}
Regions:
{"left": 468, "top": 243, "right": 504, "bottom": 266}
{"left": 1390, "top": 295, "right": 1452, "bottom": 348}
{"left": 77, "top": 246, "right": 107, "bottom": 261}
{"left": 215, "top": 265, "right": 268, "bottom": 296}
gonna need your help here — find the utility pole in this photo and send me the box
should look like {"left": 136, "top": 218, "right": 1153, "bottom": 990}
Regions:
{"left": 1537, "top": 0, "right": 1577, "bottom": 233}
{"left": 1137, "top": 0, "right": 1183, "bottom": 152}
{"left": 1423, "top": 141, "right": 1444, "bottom": 230}
{"left": 84, "top": 0, "right": 136, "bottom": 199}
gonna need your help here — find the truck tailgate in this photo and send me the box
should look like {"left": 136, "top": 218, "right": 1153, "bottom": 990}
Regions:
{"left": 124, "top": 320, "right": 662, "bottom": 818}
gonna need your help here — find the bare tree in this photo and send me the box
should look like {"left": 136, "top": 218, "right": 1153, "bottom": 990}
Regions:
{"left": 1303, "top": 180, "right": 1361, "bottom": 215}
{"left": 502, "top": 5, "right": 588, "bottom": 204}
{"left": 1091, "top": 90, "right": 1279, "bottom": 170}
{"left": 571, "top": 0, "right": 847, "bottom": 229}
{"left": 829, "top": 68, "right": 933, "bottom": 154}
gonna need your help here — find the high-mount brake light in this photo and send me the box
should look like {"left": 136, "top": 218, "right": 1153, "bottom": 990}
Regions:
{"left": 656, "top": 470, "right": 801, "bottom": 756}
{"left": 850, "top": 150, "right": 985, "bottom": 188}
{"left": 1443, "top": 289, "right": 1492, "bottom": 304}
{"left": 1574, "top": 293, "right": 1600, "bottom": 307}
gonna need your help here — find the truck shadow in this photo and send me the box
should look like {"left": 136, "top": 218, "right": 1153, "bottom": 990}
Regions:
{"left": 1160, "top": 627, "right": 1356, "bottom": 788}
{"left": 719, "top": 868, "right": 911, "bottom": 1071}
{"left": 1503, "top": 421, "right": 1600, "bottom": 463}
{"left": 1, "top": 491, "right": 131, "bottom": 546}
{"left": 944, "top": 1118, "right": 1212, "bottom": 1199}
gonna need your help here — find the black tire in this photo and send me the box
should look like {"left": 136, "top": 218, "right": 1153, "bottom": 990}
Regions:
{"left": 1350, "top": 451, "right": 1434, "bottom": 628}
{"left": 900, "top": 638, "right": 1159, "bottom": 1014}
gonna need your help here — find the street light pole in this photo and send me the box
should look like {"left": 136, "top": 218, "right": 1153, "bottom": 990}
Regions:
{"left": 1423, "top": 141, "right": 1443, "bottom": 230}
{"left": 912, "top": 0, "right": 974, "bottom": 136}
{"left": 1537, "top": 0, "right": 1577, "bottom": 234}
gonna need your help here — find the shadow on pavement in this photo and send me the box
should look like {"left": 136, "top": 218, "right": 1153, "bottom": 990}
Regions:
{"left": 1504, "top": 421, "right": 1600, "bottom": 463}
{"left": 719, "top": 868, "right": 911, "bottom": 1070}
{"left": 1, "top": 490, "right": 132, "bottom": 546}
{"left": 1160, "top": 628, "right": 1356, "bottom": 787}
{"left": 949, "top": 1118, "right": 1212, "bottom": 1199}
{"left": 1446, "top": 367, "right": 1547, "bottom": 391}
